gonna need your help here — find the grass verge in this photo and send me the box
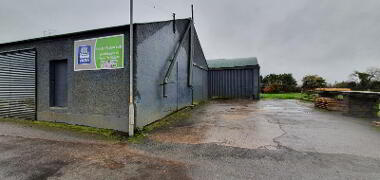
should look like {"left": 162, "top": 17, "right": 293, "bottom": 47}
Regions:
{"left": 260, "top": 93, "right": 314, "bottom": 102}
{"left": 0, "top": 102, "right": 205, "bottom": 143}
{"left": 0, "top": 118, "right": 128, "bottom": 141}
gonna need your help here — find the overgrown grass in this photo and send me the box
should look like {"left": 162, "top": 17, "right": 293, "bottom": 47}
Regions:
{"left": 260, "top": 93, "right": 314, "bottom": 102}
{"left": 0, "top": 118, "right": 128, "bottom": 141}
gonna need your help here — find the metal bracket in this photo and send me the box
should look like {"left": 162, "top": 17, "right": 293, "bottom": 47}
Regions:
{"left": 162, "top": 20, "right": 192, "bottom": 97}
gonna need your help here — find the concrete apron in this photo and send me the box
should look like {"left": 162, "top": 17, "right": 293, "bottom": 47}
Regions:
{"left": 149, "top": 99, "right": 380, "bottom": 159}
{"left": 150, "top": 100, "right": 290, "bottom": 150}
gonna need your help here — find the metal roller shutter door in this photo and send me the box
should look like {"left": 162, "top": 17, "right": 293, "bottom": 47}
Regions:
{"left": 0, "top": 49, "right": 36, "bottom": 120}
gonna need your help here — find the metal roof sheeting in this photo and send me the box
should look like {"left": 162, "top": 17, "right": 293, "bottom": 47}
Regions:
{"left": 207, "top": 57, "right": 258, "bottom": 69}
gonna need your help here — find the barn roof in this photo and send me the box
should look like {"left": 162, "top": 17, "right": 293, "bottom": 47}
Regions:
{"left": 207, "top": 57, "right": 258, "bottom": 69}
{"left": 0, "top": 19, "right": 189, "bottom": 46}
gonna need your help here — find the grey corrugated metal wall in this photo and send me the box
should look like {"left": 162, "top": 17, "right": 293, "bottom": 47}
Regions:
{"left": 208, "top": 67, "right": 260, "bottom": 99}
{"left": 0, "top": 49, "right": 36, "bottom": 119}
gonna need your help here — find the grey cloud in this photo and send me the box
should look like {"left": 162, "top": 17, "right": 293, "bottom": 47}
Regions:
{"left": 1, "top": 0, "right": 379, "bottom": 83}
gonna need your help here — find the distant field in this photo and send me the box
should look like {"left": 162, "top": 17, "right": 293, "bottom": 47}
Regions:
{"left": 260, "top": 93, "right": 313, "bottom": 101}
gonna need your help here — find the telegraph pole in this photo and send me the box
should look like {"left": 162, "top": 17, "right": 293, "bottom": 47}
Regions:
{"left": 129, "top": 0, "right": 135, "bottom": 137}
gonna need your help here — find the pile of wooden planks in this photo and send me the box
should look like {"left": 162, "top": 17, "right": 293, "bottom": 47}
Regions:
{"left": 315, "top": 88, "right": 351, "bottom": 92}
{"left": 314, "top": 97, "right": 344, "bottom": 111}
{"left": 372, "top": 121, "right": 380, "bottom": 127}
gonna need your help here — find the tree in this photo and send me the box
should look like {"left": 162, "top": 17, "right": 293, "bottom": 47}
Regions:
{"left": 349, "top": 67, "right": 380, "bottom": 90}
{"left": 278, "top": 74, "right": 298, "bottom": 92}
{"left": 351, "top": 71, "right": 374, "bottom": 89}
{"left": 366, "top": 67, "right": 380, "bottom": 81}
{"left": 262, "top": 73, "right": 298, "bottom": 93}
{"left": 369, "top": 81, "right": 380, "bottom": 92}
{"left": 334, "top": 81, "right": 357, "bottom": 89}
{"left": 302, "top": 75, "right": 327, "bottom": 90}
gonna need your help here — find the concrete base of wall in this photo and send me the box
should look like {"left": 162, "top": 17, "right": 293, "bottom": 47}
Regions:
{"left": 38, "top": 111, "right": 129, "bottom": 132}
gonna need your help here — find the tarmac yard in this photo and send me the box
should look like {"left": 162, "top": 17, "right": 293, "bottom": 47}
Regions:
{"left": 1, "top": 99, "right": 380, "bottom": 179}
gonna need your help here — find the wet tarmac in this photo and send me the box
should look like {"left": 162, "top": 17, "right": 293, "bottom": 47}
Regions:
{"left": 150, "top": 99, "right": 380, "bottom": 158}
{"left": 1, "top": 99, "right": 380, "bottom": 179}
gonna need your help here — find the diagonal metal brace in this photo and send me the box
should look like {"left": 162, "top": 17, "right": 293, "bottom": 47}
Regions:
{"left": 162, "top": 21, "right": 192, "bottom": 97}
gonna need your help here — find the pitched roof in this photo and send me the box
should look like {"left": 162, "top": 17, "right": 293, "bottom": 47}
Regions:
{"left": 0, "top": 19, "right": 190, "bottom": 46}
{"left": 207, "top": 57, "right": 258, "bottom": 69}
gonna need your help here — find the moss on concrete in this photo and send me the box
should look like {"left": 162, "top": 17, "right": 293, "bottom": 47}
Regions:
{"left": 210, "top": 96, "right": 233, "bottom": 100}
{"left": 192, "top": 100, "right": 207, "bottom": 106}
{"left": 144, "top": 109, "right": 191, "bottom": 132}
{"left": 128, "top": 105, "right": 201, "bottom": 143}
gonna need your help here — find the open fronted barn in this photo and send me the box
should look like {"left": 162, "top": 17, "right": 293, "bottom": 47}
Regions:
{"left": 0, "top": 19, "right": 208, "bottom": 132}
{"left": 208, "top": 57, "right": 260, "bottom": 99}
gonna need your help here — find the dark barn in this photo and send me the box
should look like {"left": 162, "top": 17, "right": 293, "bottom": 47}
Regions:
{"left": 0, "top": 19, "right": 208, "bottom": 132}
{"left": 208, "top": 57, "right": 260, "bottom": 99}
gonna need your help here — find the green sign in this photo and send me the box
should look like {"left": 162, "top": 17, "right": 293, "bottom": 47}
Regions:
{"left": 74, "top": 35, "right": 124, "bottom": 71}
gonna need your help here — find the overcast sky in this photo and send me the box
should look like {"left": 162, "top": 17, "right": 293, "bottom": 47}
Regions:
{"left": 1, "top": 0, "right": 380, "bottom": 83}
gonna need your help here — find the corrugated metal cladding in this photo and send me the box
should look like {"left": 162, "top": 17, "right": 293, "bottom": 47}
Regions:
{"left": 0, "top": 49, "right": 36, "bottom": 119}
{"left": 209, "top": 68, "right": 260, "bottom": 99}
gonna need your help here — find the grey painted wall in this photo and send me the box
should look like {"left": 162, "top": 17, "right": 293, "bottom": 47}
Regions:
{"left": 0, "top": 27, "right": 131, "bottom": 132}
{"left": 192, "top": 26, "right": 209, "bottom": 103}
{"left": 192, "top": 30, "right": 208, "bottom": 68}
{"left": 193, "top": 66, "right": 208, "bottom": 103}
{"left": 0, "top": 19, "right": 209, "bottom": 132}
{"left": 135, "top": 19, "right": 208, "bottom": 128}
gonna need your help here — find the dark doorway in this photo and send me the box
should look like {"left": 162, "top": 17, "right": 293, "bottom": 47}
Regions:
{"left": 50, "top": 60, "right": 68, "bottom": 107}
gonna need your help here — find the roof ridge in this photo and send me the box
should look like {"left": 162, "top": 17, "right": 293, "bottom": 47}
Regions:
{"left": 208, "top": 57, "right": 257, "bottom": 61}
{"left": 207, "top": 57, "right": 258, "bottom": 69}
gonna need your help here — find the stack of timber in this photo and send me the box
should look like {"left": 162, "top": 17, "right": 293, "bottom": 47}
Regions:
{"left": 314, "top": 97, "right": 344, "bottom": 111}
{"left": 315, "top": 88, "right": 351, "bottom": 91}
